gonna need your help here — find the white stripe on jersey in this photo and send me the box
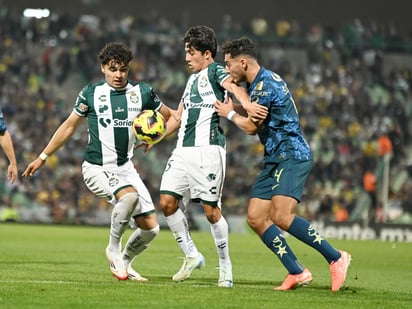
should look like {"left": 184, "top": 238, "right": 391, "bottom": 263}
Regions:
{"left": 177, "top": 67, "right": 226, "bottom": 147}
{"left": 91, "top": 83, "right": 143, "bottom": 166}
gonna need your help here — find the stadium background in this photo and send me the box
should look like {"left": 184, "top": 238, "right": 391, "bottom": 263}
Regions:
{"left": 2, "top": 0, "right": 412, "bottom": 34}
{"left": 0, "top": 0, "right": 411, "bottom": 241}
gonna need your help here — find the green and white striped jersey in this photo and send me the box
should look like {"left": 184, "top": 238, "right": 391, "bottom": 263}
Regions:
{"left": 177, "top": 62, "right": 229, "bottom": 148}
{"left": 74, "top": 80, "right": 162, "bottom": 166}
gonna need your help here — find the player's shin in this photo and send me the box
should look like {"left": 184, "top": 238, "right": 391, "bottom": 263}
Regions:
{"left": 123, "top": 225, "right": 159, "bottom": 266}
{"left": 108, "top": 192, "right": 139, "bottom": 252}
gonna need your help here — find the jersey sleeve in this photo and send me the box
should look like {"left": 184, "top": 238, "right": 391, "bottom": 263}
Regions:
{"left": 73, "top": 84, "right": 92, "bottom": 117}
{"left": 0, "top": 108, "right": 7, "bottom": 135}
{"left": 139, "top": 82, "right": 163, "bottom": 111}
{"left": 208, "top": 63, "right": 229, "bottom": 101}
{"left": 211, "top": 62, "right": 230, "bottom": 86}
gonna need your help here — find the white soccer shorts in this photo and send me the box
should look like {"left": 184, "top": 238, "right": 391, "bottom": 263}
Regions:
{"left": 82, "top": 160, "right": 155, "bottom": 216}
{"left": 160, "top": 145, "right": 226, "bottom": 208}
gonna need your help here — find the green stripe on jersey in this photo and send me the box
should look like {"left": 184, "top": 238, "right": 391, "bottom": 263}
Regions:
{"left": 182, "top": 108, "right": 200, "bottom": 146}
{"left": 177, "top": 63, "right": 227, "bottom": 148}
{"left": 110, "top": 90, "right": 129, "bottom": 166}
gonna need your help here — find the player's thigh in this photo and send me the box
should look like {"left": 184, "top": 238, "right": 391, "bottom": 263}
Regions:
{"left": 247, "top": 198, "right": 273, "bottom": 235}
{"left": 248, "top": 197, "right": 272, "bottom": 222}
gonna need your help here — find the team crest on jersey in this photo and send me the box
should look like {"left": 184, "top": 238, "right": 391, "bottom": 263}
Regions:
{"left": 130, "top": 91, "right": 139, "bottom": 104}
{"left": 199, "top": 75, "right": 208, "bottom": 87}
{"left": 256, "top": 81, "right": 263, "bottom": 91}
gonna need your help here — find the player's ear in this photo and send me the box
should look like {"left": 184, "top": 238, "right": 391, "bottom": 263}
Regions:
{"left": 100, "top": 64, "right": 105, "bottom": 74}
{"left": 204, "top": 50, "right": 212, "bottom": 60}
{"left": 240, "top": 58, "right": 247, "bottom": 70}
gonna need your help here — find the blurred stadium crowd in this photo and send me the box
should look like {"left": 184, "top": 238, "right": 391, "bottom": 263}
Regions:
{"left": 0, "top": 9, "right": 411, "bottom": 225}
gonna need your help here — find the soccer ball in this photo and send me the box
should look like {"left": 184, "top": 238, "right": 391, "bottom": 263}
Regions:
{"left": 132, "top": 110, "right": 167, "bottom": 144}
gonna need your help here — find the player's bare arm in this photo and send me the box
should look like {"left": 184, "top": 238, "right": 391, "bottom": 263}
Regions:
{"left": 222, "top": 78, "right": 267, "bottom": 121}
{"left": 165, "top": 102, "right": 183, "bottom": 136}
{"left": 215, "top": 97, "right": 263, "bottom": 135}
{"left": 22, "top": 112, "right": 83, "bottom": 177}
{"left": 0, "top": 130, "right": 18, "bottom": 183}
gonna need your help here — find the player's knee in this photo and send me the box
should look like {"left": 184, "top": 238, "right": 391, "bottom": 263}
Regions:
{"left": 246, "top": 215, "right": 259, "bottom": 231}
{"left": 205, "top": 208, "right": 221, "bottom": 224}
{"left": 159, "top": 194, "right": 178, "bottom": 215}
{"left": 270, "top": 212, "right": 292, "bottom": 230}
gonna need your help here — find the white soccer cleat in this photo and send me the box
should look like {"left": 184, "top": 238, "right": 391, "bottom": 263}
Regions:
{"left": 218, "top": 265, "right": 233, "bottom": 288}
{"left": 172, "top": 253, "right": 205, "bottom": 282}
{"left": 105, "top": 246, "right": 128, "bottom": 280}
{"left": 127, "top": 265, "right": 149, "bottom": 282}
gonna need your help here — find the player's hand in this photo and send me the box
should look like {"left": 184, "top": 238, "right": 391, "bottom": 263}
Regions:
{"left": 7, "top": 163, "right": 18, "bottom": 184}
{"left": 22, "top": 158, "right": 46, "bottom": 178}
{"left": 244, "top": 101, "right": 268, "bottom": 122}
{"left": 215, "top": 97, "right": 234, "bottom": 118}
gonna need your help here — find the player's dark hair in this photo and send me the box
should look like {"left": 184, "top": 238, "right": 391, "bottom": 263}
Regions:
{"left": 221, "top": 37, "right": 258, "bottom": 59}
{"left": 98, "top": 42, "right": 133, "bottom": 65}
{"left": 183, "top": 25, "right": 217, "bottom": 58}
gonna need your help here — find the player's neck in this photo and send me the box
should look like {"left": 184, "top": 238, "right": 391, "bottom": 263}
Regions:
{"left": 246, "top": 63, "right": 261, "bottom": 84}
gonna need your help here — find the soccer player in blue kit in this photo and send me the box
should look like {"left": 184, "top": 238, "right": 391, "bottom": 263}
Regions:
{"left": 215, "top": 37, "right": 351, "bottom": 291}
{"left": 0, "top": 107, "right": 18, "bottom": 184}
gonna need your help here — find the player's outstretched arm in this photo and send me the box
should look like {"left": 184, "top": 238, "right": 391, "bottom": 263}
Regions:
{"left": 22, "top": 112, "right": 83, "bottom": 177}
{"left": 0, "top": 130, "right": 18, "bottom": 183}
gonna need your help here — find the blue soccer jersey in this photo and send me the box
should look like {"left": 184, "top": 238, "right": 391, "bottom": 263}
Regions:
{"left": 0, "top": 107, "right": 7, "bottom": 135}
{"left": 248, "top": 67, "right": 312, "bottom": 164}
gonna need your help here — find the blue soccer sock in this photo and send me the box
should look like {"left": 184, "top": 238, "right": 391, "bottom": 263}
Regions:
{"left": 287, "top": 216, "right": 340, "bottom": 263}
{"left": 262, "top": 224, "right": 304, "bottom": 274}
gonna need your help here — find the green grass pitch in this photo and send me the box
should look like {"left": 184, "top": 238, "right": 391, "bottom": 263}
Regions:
{"left": 0, "top": 223, "right": 411, "bottom": 308}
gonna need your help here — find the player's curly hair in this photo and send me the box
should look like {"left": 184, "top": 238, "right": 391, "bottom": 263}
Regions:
{"left": 183, "top": 25, "right": 217, "bottom": 58}
{"left": 221, "top": 37, "right": 258, "bottom": 59}
{"left": 98, "top": 42, "right": 133, "bottom": 65}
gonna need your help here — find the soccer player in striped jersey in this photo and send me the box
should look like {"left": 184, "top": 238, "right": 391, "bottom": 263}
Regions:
{"left": 215, "top": 37, "right": 351, "bottom": 291}
{"left": 158, "top": 25, "right": 267, "bottom": 288}
{"left": 22, "top": 42, "right": 174, "bottom": 282}
{"left": 0, "top": 106, "right": 18, "bottom": 184}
